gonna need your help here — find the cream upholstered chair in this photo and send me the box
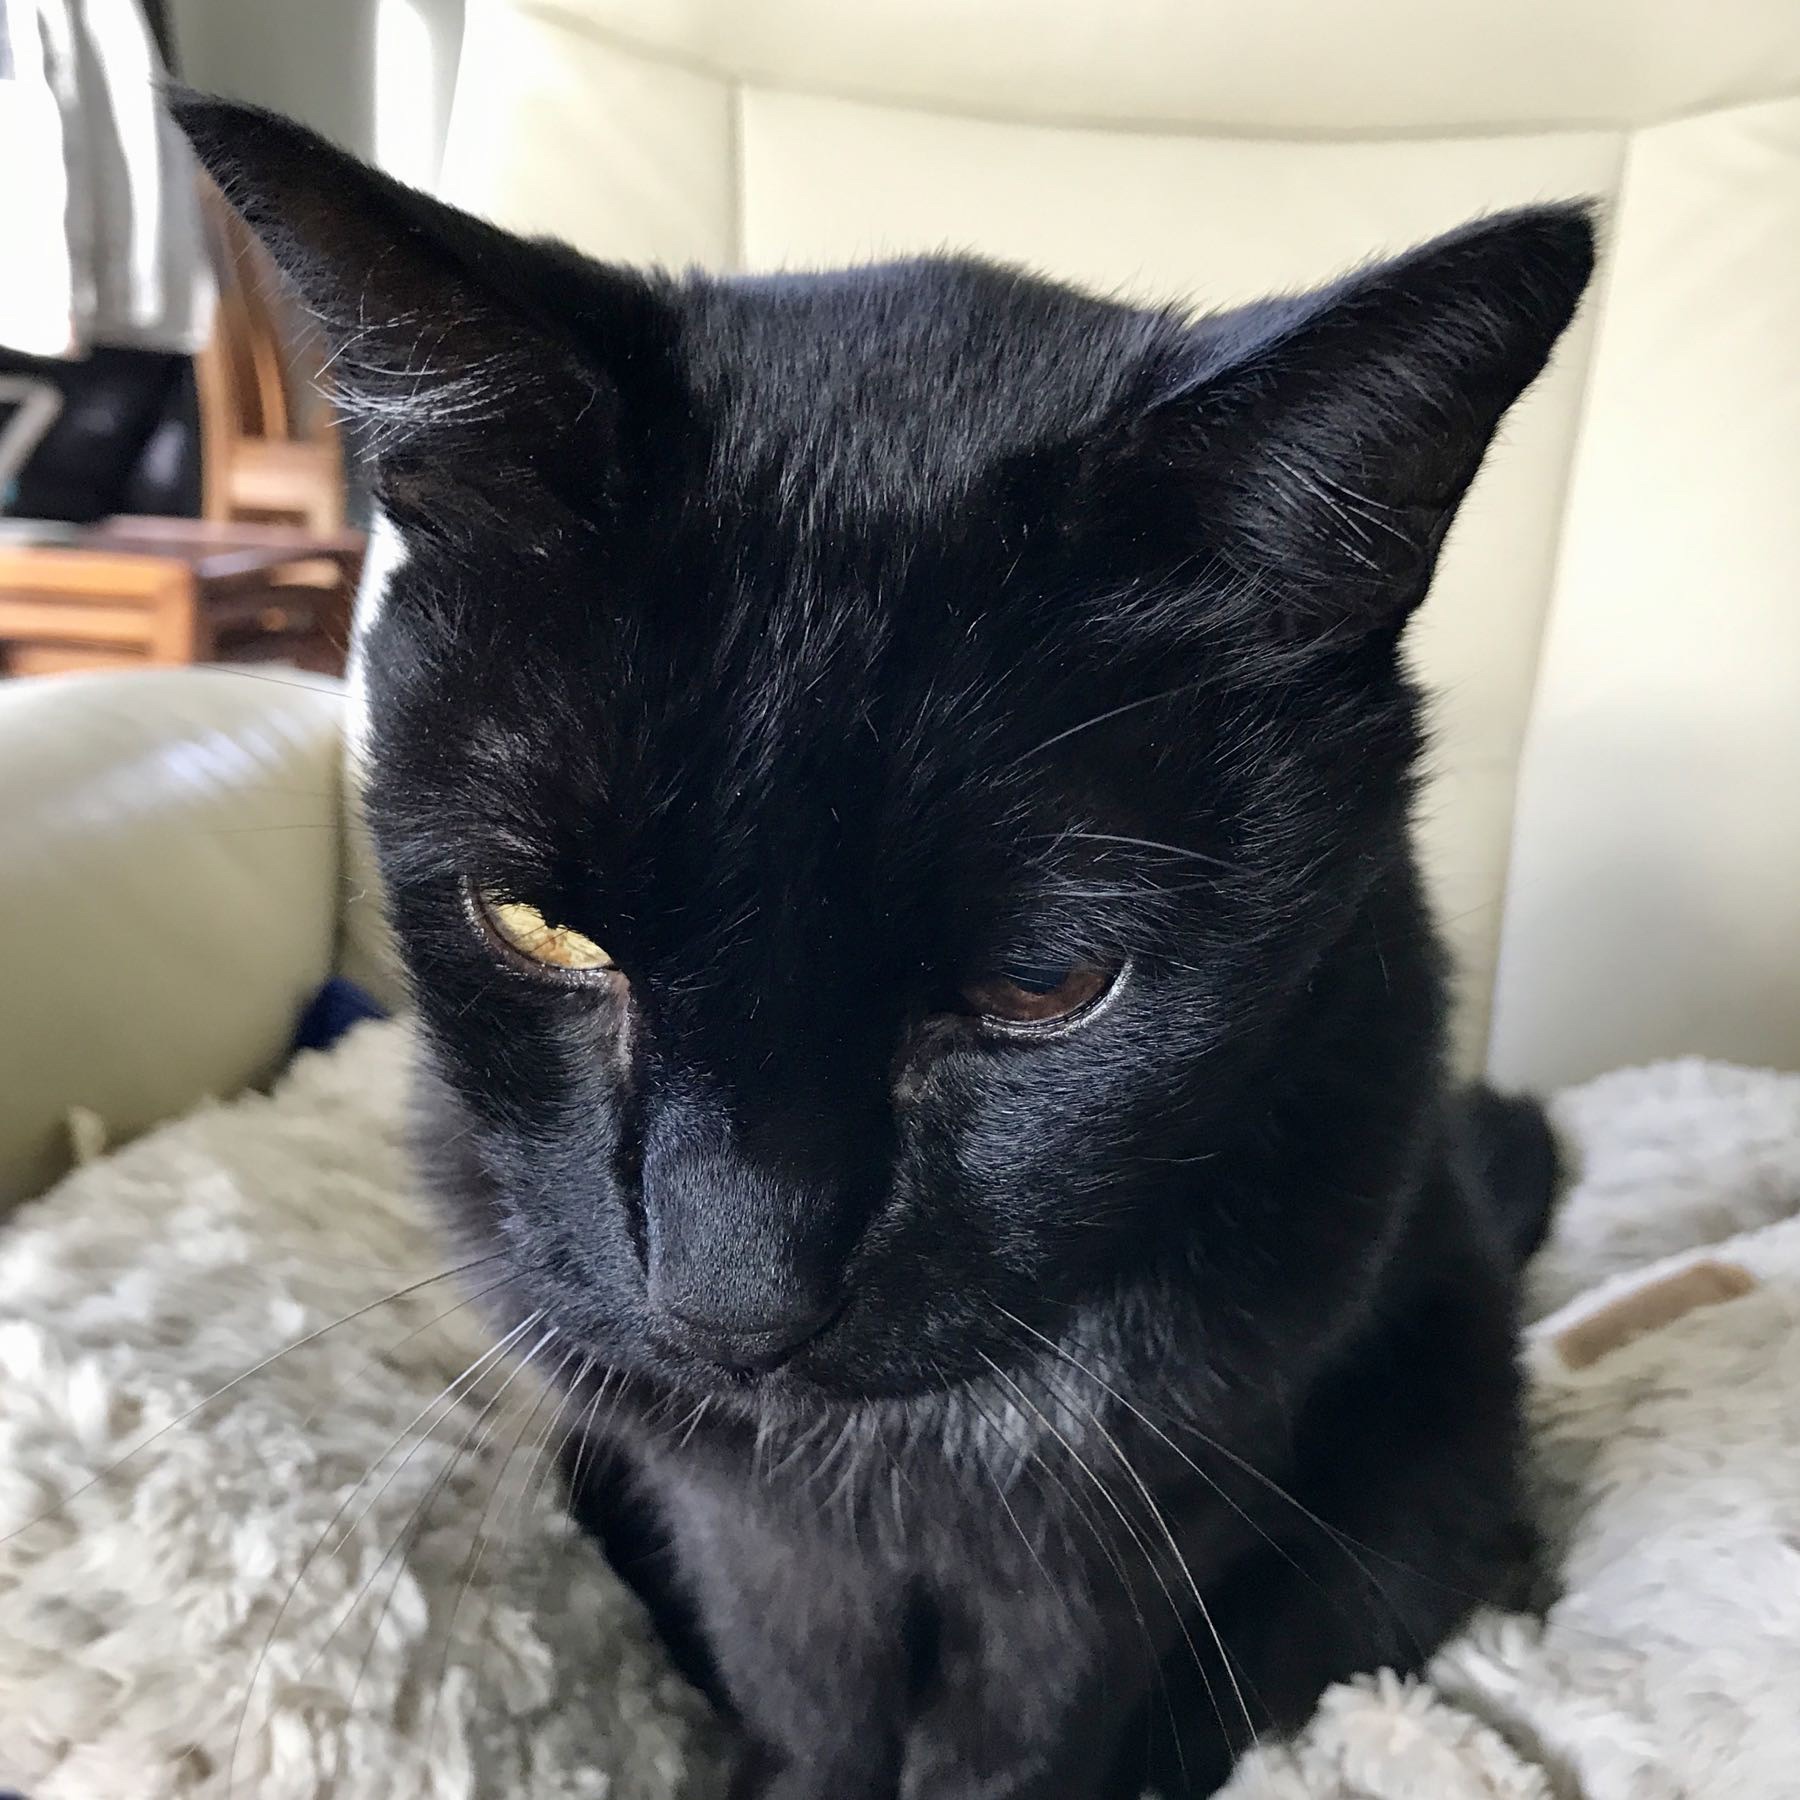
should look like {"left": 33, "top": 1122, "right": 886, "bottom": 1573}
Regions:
{"left": 2, "top": 0, "right": 1797, "bottom": 1206}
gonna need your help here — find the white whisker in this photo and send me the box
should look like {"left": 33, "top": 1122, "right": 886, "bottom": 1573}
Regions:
{"left": 977, "top": 1349, "right": 1227, "bottom": 1784}
{"left": 228, "top": 1312, "right": 550, "bottom": 1794}
{"left": 417, "top": 1333, "right": 575, "bottom": 1753}
{"left": 2, "top": 1256, "right": 502, "bottom": 1552}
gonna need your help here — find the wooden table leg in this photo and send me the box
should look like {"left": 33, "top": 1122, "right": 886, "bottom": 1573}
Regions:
{"left": 147, "top": 567, "right": 201, "bottom": 664}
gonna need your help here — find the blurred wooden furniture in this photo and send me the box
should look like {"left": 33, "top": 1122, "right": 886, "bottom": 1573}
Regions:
{"left": 0, "top": 181, "right": 361, "bottom": 678}
{"left": 192, "top": 181, "right": 346, "bottom": 531}
{"left": 0, "top": 516, "right": 364, "bottom": 677}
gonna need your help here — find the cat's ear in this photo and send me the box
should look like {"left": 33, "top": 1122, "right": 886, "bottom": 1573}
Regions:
{"left": 1118, "top": 205, "right": 1596, "bottom": 635}
{"left": 168, "top": 90, "right": 668, "bottom": 528}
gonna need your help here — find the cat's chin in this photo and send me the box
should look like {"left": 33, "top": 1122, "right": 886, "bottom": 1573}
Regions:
{"left": 647, "top": 1358, "right": 937, "bottom": 1414}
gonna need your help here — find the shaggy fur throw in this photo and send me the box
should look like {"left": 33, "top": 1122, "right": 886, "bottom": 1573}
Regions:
{"left": 1, "top": 1027, "right": 1796, "bottom": 1799}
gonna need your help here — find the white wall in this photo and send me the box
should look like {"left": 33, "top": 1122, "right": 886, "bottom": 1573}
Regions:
{"left": 169, "top": 0, "right": 463, "bottom": 185}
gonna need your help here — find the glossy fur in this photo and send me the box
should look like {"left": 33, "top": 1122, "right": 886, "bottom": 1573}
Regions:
{"left": 176, "top": 92, "right": 1592, "bottom": 1798}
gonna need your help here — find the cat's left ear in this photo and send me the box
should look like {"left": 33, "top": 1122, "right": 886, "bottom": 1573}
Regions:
{"left": 168, "top": 90, "right": 667, "bottom": 526}
{"left": 1115, "top": 205, "right": 1597, "bottom": 635}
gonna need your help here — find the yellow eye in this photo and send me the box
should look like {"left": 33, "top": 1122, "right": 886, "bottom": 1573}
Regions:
{"left": 476, "top": 893, "right": 615, "bottom": 973}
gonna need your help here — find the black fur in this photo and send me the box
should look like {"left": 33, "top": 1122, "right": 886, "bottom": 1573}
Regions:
{"left": 174, "top": 92, "right": 1591, "bottom": 1798}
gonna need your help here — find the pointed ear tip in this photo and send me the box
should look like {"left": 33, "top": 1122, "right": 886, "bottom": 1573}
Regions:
{"left": 164, "top": 88, "right": 250, "bottom": 171}
{"left": 1520, "top": 198, "right": 1599, "bottom": 261}
{"left": 1481, "top": 200, "right": 1601, "bottom": 297}
{"left": 163, "top": 86, "right": 243, "bottom": 141}
{"left": 162, "top": 87, "right": 318, "bottom": 176}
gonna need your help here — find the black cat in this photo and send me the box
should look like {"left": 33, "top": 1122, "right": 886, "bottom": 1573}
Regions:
{"left": 175, "top": 93, "right": 1588, "bottom": 1798}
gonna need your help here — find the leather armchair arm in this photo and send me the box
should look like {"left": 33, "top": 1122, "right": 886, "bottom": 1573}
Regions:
{"left": 0, "top": 667, "right": 351, "bottom": 1209}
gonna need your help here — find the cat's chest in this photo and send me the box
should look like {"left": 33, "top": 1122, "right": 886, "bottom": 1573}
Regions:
{"left": 617, "top": 1396, "right": 1052, "bottom": 1573}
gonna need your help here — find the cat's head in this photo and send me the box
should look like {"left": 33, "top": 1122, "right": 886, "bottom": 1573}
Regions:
{"left": 176, "top": 96, "right": 1592, "bottom": 1406}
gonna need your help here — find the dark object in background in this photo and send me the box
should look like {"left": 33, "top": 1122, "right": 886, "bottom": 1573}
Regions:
{"left": 292, "top": 978, "right": 389, "bottom": 1056}
{"left": 139, "top": 0, "right": 173, "bottom": 66}
{"left": 0, "top": 346, "right": 201, "bottom": 522}
{"left": 0, "top": 0, "right": 201, "bottom": 525}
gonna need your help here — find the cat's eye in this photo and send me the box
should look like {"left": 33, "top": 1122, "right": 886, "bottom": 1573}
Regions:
{"left": 472, "top": 889, "right": 616, "bottom": 976}
{"left": 960, "top": 959, "right": 1119, "bottom": 1029}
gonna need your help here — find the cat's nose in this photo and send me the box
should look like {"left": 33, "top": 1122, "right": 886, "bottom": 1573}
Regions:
{"left": 657, "top": 1297, "right": 839, "bottom": 1376}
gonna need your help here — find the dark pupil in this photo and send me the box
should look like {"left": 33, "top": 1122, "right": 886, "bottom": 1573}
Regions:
{"left": 1003, "top": 961, "right": 1074, "bottom": 996}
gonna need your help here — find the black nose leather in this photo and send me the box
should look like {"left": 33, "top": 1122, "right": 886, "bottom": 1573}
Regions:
{"left": 660, "top": 1299, "right": 838, "bottom": 1375}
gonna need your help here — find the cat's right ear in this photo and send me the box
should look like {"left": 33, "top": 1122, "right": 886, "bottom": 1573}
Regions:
{"left": 168, "top": 90, "right": 667, "bottom": 528}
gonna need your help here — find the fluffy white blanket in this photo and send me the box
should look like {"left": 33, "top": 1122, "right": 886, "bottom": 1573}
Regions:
{"left": 1, "top": 1024, "right": 1796, "bottom": 1799}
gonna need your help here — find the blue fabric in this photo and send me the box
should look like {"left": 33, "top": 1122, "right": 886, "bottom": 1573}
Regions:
{"left": 292, "top": 976, "right": 388, "bottom": 1054}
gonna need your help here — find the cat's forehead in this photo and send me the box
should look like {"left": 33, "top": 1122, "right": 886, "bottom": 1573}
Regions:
{"left": 671, "top": 260, "right": 1176, "bottom": 514}
{"left": 373, "top": 515, "right": 1086, "bottom": 897}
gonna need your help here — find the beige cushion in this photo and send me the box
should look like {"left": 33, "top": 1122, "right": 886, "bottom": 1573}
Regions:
{"left": 0, "top": 671, "right": 345, "bottom": 1208}
{"left": 435, "top": 0, "right": 1800, "bottom": 1085}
